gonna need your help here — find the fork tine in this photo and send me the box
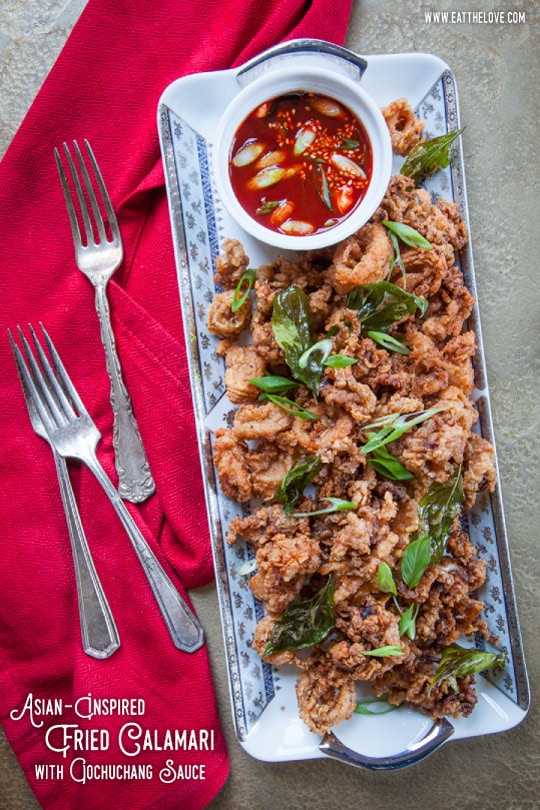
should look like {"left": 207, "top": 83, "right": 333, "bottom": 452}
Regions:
{"left": 61, "top": 142, "right": 95, "bottom": 247}
{"left": 9, "top": 329, "right": 58, "bottom": 437}
{"left": 83, "top": 139, "right": 120, "bottom": 240}
{"left": 8, "top": 330, "right": 40, "bottom": 428}
{"left": 18, "top": 326, "right": 68, "bottom": 426}
{"left": 54, "top": 146, "right": 84, "bottom": 249}
{"left": 38, "top": 323, "right": 90, "bottom": 418}
{"left": 73, "top": 140, "right": 107, "bottom": 244}
{"left": 28, "top": 323, "right": 76, "bottom": 417}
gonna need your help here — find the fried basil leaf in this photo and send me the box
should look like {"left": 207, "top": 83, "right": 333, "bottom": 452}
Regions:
{"left": 273, "top": 287, "right": 356, "bottom": 395}
{"left": 401, "top": 128, "right": 465, "bottom": 186}
{"left": 418, "top": 466, "right": 465, "bottom": 563}
{"left": 347, "top": 280, "right": 428, "bottom": 333}
{"left": 401, "top": 534, "right": 432, "bottom": 589}
{"left": 428, "top": 644, "right": 506, "bottom": 695}
{"left": 273, "top": 287, "right": 329, "bottom": 396}
{"left": 264, "top": 576, "right": 335, "bottom": 655}
{"left": 275, "top": 454, "right": 322, "bottom": 515}
{"left": 298, "top": 338, "right": 333, "bottom": 381}
{"left": 398, "top": 602, "right": 420, "bottom": 640}
{"left": 272, "top": 285, "right": 313, "bottom": 381}
{"left": 376, "top": 562, "right": 397, "bottom": 596}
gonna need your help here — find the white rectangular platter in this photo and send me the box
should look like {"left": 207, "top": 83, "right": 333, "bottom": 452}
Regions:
{"left": 157, "top": 41, "right": 529, "bottom": 769}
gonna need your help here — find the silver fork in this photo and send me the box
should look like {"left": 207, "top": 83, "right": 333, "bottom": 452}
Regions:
{"left": 55, "top": 139, "right": 155, "bottom": 504}
{"left": 11, "top": 324, "right": 204, "bottom": 653}
{"left": 10, "top": 330, "right": 120, "bottom": 660}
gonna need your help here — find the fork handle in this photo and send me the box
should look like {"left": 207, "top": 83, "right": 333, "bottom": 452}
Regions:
{"left": 53, "top": 451, "right": 120, "bottom": 659}
{"left": 83, "top": 450, "right": 204, "bottom": 653}
{"left": 94, "top": 283, "right": 155, "bottom": 504}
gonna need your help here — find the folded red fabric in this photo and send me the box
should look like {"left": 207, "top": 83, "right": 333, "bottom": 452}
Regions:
{"left": 0, "top": 0, "right": 352, "bottom": 807}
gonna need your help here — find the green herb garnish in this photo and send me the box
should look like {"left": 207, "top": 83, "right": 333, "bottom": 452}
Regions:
{"left": 341, "top": 138, "right": 360, "bottom": 150}
{"left": 272, "top": 287, "right": 356, "bottom": 396}
{"left": 272, "top": 286, "right": 315, "bottom": 393}
{"left": 376, "top": 563, "right": 421, "bottom": 638}
{"left": 401, "top": 535, "right": 432, "bottom": 589}
{"left": 347, "top": 280, "right": 428, "bottom": 333}
{"left": 250, "top": 372, "right": 317, "bottom": 420}
{"left": 387, "top": 231, "right": 406, "bottom": 283}
{"left": 401, "top": 128, "right": 465, "bottom": 186}
{"left": 383, "top": 218, "right": 433, "bottom": 286}
{"left": 365, "top": 441, "right": 414, "bottom": 481}
{"left": 418, "top": 466, "right": 465, "bottom": 563}
{"left": 354, "top": 698, "right": 399, "bottom": 715}
{"left": 361, "top": 646, "right": 405, "bottom": 658}
{"left": 256, "top": 200, "right": 281, "bottom": 215}
{"left": 398, "top": 602, "right": 420, "bottom": 640}
{"left": 367, "top": 330, "right": 410, "bottom": 355}
{"left": 376, "top": 562, "right": 397, "bottom": 596}
{"left": 275, "top": 454, "right": 322, "bottom": 515}
{"left": 272, "top": 286, "right": 313, "bottom": 368}
{"left": 249, "top": 374, "right": 298, "bottom": 396}
{"left": 237, "top": 558, "right": 258, "bottom": 576}
{"left": 428, "top": 644, "right": 505, "bottom": 696}
{"left": 292, "top": 497, "right": 357, "bottom": 518}
{"left": 264, "top": 576, "right": 335, "bottom": 655}
{"left": 323, "top": 354, "right": 357, "bottom": 368}
{"left": 314, "top": 164, "right": 333, "bottom": 210}
{"left": 361, "top": 406, "right": 444, "bottom": 454}
{"left": 382, "top": 220, "right": 433, "bottom": 250}
{"left": 298, "top": 338, "right": 333, "bottom": 372}
{"left": 261, "top": 393, "right": 318, "bottom": 421}
{"left": 232, "top": 267, "right": 257, "bottom": 312}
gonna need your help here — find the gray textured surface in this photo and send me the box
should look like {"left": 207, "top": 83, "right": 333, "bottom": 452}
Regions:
{"left": 0, "top": 1, "right": 538, "bottom": 808}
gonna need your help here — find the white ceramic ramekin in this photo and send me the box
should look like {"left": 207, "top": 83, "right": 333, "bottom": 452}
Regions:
{"left": 213, "top": 65, "right": 392, "bottom": 251}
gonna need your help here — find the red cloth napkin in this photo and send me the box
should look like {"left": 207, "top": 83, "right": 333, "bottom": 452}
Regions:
{"left": 0, "top": 0, "right": 353, "bottom": 807}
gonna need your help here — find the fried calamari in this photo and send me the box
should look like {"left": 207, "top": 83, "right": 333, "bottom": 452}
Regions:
{"left": 208, "top": 105, "right": 497, "bottom": 736}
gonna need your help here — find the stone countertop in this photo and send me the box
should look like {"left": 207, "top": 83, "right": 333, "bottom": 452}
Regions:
{"left": 1, "top": 1, "right": 537, "bottom": 808}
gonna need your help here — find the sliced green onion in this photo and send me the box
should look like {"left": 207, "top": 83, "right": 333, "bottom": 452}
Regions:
{"left": 237, "top": 558, "right": 258, "bottom": 576}
{"left": 292, "top": 497, "right": 357, "bottom": 518}
{"left": 232, "top": 267, "right": 257, "bottom": 312}
{"left": 262, "top": 393, "right": 318, "bottom": 421}
{"left": 354, "top": 698, "right": 399, "bottom": 715}
{"left": 367, "top": 330, "right": 410, "bottom": 355}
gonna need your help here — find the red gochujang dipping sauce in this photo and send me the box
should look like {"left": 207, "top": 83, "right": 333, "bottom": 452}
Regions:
{"left": 229, "top": 92, "right": 373, "bottom": 237}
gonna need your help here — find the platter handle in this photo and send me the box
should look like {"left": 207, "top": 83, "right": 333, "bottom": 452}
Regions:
{"left": 237, "top": 38, "right": 368, "bottom": 87}
{"left": 319, "top": 718, "right": 454, "bottom": 770}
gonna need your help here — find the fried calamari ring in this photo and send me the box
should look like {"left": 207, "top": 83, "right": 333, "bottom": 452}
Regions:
{"left": 331, "top": 221, "right": 393, "bottom": 293}
{"left": 382, "top": 98, "right": 425, "bottom": 157}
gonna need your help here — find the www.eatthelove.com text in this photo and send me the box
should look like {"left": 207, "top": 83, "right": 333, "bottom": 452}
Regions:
{"left": 424, "top": 9, "right": 526, "bottom": 24}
